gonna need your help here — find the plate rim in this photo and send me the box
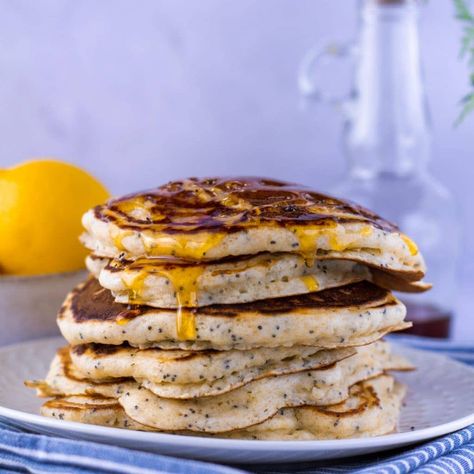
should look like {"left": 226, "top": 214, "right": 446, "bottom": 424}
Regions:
{"left": 1, "top": 336, "right": 474, "bottom": 453}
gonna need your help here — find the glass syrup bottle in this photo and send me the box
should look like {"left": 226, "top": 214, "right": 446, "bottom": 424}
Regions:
{"left": 299, "top": 0, "right": 460, "bottom": 338}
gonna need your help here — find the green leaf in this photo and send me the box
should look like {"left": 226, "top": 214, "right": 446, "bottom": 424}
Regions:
{"left": 454, "top": 0, "right": 474, "bottom": 21}
{"left": 455, "top": 92, "right": 474, "bottom": 125}
{"left": 454, "top": 0, "right": 474, "bottom": 122}
{"left": 460, "top": 34, "right": 472, "bottom": 57}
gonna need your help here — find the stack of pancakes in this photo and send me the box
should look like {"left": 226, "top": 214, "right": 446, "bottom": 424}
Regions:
{"left": 28, "top": 177, "right": 429, "bottom": 440}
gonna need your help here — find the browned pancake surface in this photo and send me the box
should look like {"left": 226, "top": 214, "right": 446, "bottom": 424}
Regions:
{"left": 63, "top": 277, "right": 393, "bottom": 324}
{"left": 93, "top": 177, "right": 397, "bottom": 233}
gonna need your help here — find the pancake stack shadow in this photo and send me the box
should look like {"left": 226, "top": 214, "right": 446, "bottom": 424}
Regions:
{"left": 27, "top": 177, "right": 429, "bottom": 439}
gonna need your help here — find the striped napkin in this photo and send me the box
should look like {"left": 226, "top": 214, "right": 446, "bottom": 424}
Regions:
{"left": 0, "top": 335, "right": 473, "bottom": 474}
{"left": 0, "top": 419, "right": 245, "bottom": 474}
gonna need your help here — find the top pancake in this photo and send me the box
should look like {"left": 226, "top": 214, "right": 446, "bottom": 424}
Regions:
{"left": 81, "top": 177, "right": 425, "bottom": 279}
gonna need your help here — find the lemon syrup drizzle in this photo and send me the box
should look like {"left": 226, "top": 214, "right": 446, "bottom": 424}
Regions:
{"left": 118, "top": 260, "right": 204, "bottom": 340}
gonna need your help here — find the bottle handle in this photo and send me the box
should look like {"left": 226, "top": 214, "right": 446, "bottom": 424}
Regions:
{"left": 298, "top": 40, "right": 356, "bottom": 113}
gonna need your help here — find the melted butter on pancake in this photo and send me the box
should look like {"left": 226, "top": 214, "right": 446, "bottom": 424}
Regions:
{"left": 112, "top": 232, "right": 130, "bottom": 252}
{"left": 116, "top": 317, "right": 130, "bottom": 326}
{"left": 360, "top": 225, "right": 373, "bottom": 237}
{"left": 125, "top": 271, "right": 147, "bottom": 302}
{"left": 289, "top": 223, "right": 374, "bottom": 264}
{"left": 300, "top": 275, "right": 319, "bottom": 292}
{"left": 289, "top": 222, "right": 338, "bottom": 262}
{"left": 140, "top": 231, "right": 225, "bottom": 259}
{"left": 400, "top": 234, "right": 418, "bottom": 256}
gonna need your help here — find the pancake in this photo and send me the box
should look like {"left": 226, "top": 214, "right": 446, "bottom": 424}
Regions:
{"left": 139, "top": 340, "right": 410, "bottom": 400}
{"left": 32, "top": 340, "right": 411, "bottom": 433}
{"left": 86, "top": 251, "right": 428, "bottom": 311}
{"left": 41, "top": 395, "right": 153, "bottom": 431}
{"left": 39, "top": 344, "right": 355, "bottom": 400}
{"left": 70, "top": 343, "right": 355, "bottom": 385}
{"left": 81, "top": 177, "right": 425, "bottom": 280}
{"left": 58, "top": 278, "right": 410, "bottom": 350}
{"left": 40, "top": 375, "right": 406, "bottom": 439}
{"left": 117, "top": 342, "right": 411, "bottom": 433}
{"left": 86, "top": 253, "right": 373, "bottom": 308}
{"left": 29, "top": 176, "right": 419, "bottom": 439}
{"left": 26, "top": 347, "right": 135, "bottom": 399}
{"left": 224, "top": 375, "right": 406, "bottom": 440}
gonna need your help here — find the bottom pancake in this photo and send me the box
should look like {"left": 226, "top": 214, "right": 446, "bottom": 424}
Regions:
{"left": 41, "top": 375, "right": 405, "bottom": 440}
{"left": 225, "top": 375, "right": 406, "bottom": 440}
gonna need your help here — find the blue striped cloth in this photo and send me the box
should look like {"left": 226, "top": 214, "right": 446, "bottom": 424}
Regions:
{"left": 0, "top": 419, "right": 245, "bottom": 474}
{"left": 0, "top": 335, "right": 473, "bottom": 474}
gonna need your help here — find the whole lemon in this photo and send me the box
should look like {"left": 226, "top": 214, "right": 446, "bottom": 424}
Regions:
{"left": 0, "top": 159, "right": 109, "bottom": 275}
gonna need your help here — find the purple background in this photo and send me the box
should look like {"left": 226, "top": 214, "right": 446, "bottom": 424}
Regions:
{"left": 0, "top": 0, "right": 472, "bottom": 337}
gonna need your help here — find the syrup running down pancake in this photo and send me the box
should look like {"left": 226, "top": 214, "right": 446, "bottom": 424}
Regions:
{"left": 82, "top": 177, "right": 424, "bottom": 273}
{"left": 81, "top": 177, "right": 427, "bottom": 340}
{"left": 86, "top": 252, "right": 428, "bottom": 311}
{"left": 57, "top": 278, "right": 410, "bottom": 350}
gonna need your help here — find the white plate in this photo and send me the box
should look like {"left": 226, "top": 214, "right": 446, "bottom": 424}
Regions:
{"left": 0, "top": 337, "right": 474, "bottom": 465}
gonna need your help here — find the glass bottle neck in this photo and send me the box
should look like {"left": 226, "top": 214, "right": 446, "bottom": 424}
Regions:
{"left": 345, "top": 0, "right": 431, "bottom": 179}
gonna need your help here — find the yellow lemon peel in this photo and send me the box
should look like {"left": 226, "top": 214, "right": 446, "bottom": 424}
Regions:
{"left": 0, "top": 159, "right": 109, "bottom": 275}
